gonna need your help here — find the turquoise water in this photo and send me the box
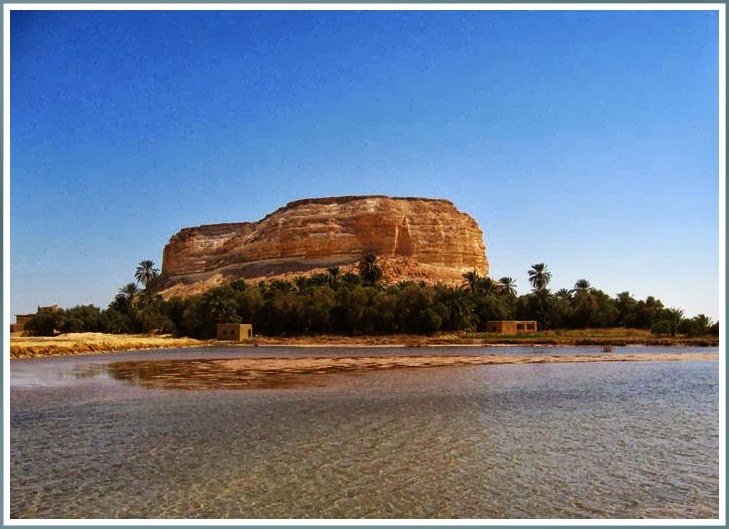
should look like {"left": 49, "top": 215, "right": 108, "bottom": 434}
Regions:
{"left": 9, "top": 346, "right": 720, "bottom": 519}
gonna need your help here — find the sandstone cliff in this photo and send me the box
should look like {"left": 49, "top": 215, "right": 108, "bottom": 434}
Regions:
{"left": 160, "top": 196, "right": 488, "bottom": 297}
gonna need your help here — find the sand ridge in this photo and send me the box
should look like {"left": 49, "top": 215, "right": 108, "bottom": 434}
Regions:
{"left": 97, "top": 352, "right": 719, "bottom": 391}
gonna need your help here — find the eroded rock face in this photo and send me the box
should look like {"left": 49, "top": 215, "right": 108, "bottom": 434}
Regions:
{"left": 160, "top": 196, "right": 488, "bottom": 295}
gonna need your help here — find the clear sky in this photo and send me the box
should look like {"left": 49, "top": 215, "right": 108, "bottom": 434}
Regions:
{"left": 9, "top": 8, "right": 720, "bottom": 320}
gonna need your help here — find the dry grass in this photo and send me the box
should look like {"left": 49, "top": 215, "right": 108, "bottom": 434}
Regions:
{"left": 10, "top": 333, "right": 207, "bottom": 359}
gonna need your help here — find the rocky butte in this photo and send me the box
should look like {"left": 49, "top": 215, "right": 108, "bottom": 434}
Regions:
{"left": 159, "top": 195, "right": 488, "bottom": 298}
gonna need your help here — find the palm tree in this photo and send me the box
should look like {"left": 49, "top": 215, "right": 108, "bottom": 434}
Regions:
{"left": 462, "top": 270, "right": 482, "bottom": 293}
{"left": 358, "top": 251, "right": 383, "bottom": 285}
{"left": 326, "top": 267, "right": 341, "bottom": 289}
{"left": 665, "top": 307, "right": 685, "bottom": 337}
{"left": 294, "top": 276, "right": 309, "bottom": 293}
{"left": 694, "top": 314, "right": 714, "bottom": 334}
{"left": 555, "top": 288, "right": 573, "bottom": 301}
{"left": 268, "top": 279, "right": 294, "bottom": 295}
{"left": 574, "top": 279, "right": 591, "bottom": 291}
{"left": 528, "top": 263, "right": 552, "bottom": 292}
{"left": 207, "top": 290, "right": 240, "bottom": 324}
{"left": 498, "top": 276, "right": 517, "bottom": 297}
{"left": 135, "top": 260, "right": 160, "bottom": 290}
{"left": 119, "top": 282, "right": 139, "bottom": 299}
{"left": 114, "top": 282, "right": 140, "bottom": 315}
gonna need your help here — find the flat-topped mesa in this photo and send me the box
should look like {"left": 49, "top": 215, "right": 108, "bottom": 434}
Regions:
{"left": 160, "top": 195, "right": 488, "bottom": 296}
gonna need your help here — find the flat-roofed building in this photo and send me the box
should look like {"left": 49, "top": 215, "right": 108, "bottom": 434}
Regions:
{"left": 11, "top": 305, "right": 60, "bottom": 333}
{"left": 216, "top": 323, "right": 253, "bottom": 340}
{"left": 486, "top": 320, "right": 538, "bottom": 335}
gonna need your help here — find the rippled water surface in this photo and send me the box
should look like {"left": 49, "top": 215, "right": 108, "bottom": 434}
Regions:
{"left": 10, "top": 346, "right": 719, "bottom": 519}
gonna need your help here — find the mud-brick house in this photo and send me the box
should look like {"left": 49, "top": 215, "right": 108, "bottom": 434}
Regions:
{"left": 486, "top": 320, "right": 538, "bottom": 335}
{"left": 11, "top": 305, "right": 60, "bottom": 333}
{"left": 216, "top": 323, "right": 253, "bottom": 340}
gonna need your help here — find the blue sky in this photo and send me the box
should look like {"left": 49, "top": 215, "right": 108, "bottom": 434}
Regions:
{"left": 10, "top": 9, "right": 720, "bottom": 320}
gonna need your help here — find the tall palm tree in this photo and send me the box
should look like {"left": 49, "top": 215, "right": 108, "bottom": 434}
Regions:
{"left": 135, "top": 260, "right": 160, "bottom": 290}
{"left": 574, "top": 279, "right": 591, "bottom": 291}
{"left": 498, "top": 276, "right": 517, "bottom": 297}
{"left": 528, "top": 263, "right": 552, "bottom": 292}
{"left": 358, "top": 251, "right": 383, "bottom": 285}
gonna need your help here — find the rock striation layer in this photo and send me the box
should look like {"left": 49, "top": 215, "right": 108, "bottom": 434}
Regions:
{"left": 160, "top": 195, "right": 488, "bottom": 296}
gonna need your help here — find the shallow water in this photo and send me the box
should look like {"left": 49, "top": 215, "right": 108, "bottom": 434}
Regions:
{"left": 9, "top": 346, "right": 720, "bottom": 519}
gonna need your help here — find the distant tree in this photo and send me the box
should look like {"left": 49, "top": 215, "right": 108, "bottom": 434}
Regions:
{"left": 120, "top": 282, "right": 140, "bottom": 300}
{"left": 340, "top": 271, "right": 362, "bottom": 286}
{"left": 574, "top": 279, "right": 591, "bottom": 291}
{"left": 294, "top": 276, "right": 309, "bottom": 294}
{"left": 519, "top": 289, "right": 559, "bottom": 329}
{"left": 100, "top": 307, "right": 133, "bottom": 334}
{"left": 135, "top": 260, "right": 160, "bottom": 290}
{"left": 326, "top": 267, "right": 341, "bottom": 289}
{"left": 635, "top": 296, "right": 665, "bottom": 329}
{"left": 663, "top": 307, "right": 685, "bottom": 337}
{"left": 235, "top": 287, "right": 264, "bottom": 325}
{"left": 462, "top": 270, "right": 482, "bottom": 293}
{"left": 205, "top": 287, "right": 241, "bottom": 324}
{"left": 498, "top": 276, "right": 517, "bottom": 297}
{"left": 300, "top": 286, "right": 337, "bottom": 333}
{"left": 25, "top": 309, "right": 63, "bottom": 336}
{"left": 60, "top": 305, "right": 103, "bottom": 333}
{"left": 474, "top": 295, "right": 513, "bottom": 330}
{"left": 651, "top": 320, "right": 672, "bottom": 336}
{"left": 570, "top": 289, "right": 598, "bottom": 328}
{"left": 528, "top": 263, "right": 552, "bottom": 292}
{"left": 462, "top": 270, "right": 498, "bottom": 297}
{"left": 693, "top": 314, "right": 714, "bottom": 334}
{"left": 134, "top": 297, "right": 175, "bottom": 333}
{"left": 230, "top": 279, "right": 248, "bottom": 292}
{"left": 479, "top": 276, "right": 499, "bottom": 296}
{"left": 266, "top": 279, "right": 295, "bottom": 296}
{"left": 358, "top": 251, "right": 383, "bottom": 285}
{"left": 555, "top": 288, "right": 573, "bottom": 301}
{"left": 614, "top": 291, "right": 638, "bottom": 328}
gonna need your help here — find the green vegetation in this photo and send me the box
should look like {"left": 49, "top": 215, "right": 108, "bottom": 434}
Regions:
{"left": 23, "top": 256, "right": 720, "bottom": 341}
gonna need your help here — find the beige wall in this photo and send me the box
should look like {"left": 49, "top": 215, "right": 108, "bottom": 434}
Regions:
{"left": 486, "top": 321, "right": 537, "bottom": 335}
{"left": 217, "top": 324, "right": 253, "bottom": 340}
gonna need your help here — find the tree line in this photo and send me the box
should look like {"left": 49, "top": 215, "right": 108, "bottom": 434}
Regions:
{"left": 24, "top": 254, "right": 719, "bottom": 338}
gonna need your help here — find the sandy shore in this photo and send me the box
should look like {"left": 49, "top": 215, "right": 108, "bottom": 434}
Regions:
{"left": 9, "top": 330, "right": 718, "bottom": 359}
{"left": 215, "top": 352, "right": 719, "bottom": 374}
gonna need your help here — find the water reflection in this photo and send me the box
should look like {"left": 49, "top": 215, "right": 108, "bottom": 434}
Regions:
{"left": 91, "top": 359, "right": 319, "bottom": 390}
{"left": 73, "top": 351, "right": 719, "bottom": 391}
{"left": 11, "top": 352, "right": 720, "bottom": 519}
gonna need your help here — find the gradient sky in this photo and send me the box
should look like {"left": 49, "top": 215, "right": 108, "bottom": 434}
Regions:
{"left": 9, "top": 8, "right": 720, "bottom": 320}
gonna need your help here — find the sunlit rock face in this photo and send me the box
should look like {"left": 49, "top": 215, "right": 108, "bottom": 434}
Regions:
{"left": 160, "top": 195, "right": 488, "bottom": 296}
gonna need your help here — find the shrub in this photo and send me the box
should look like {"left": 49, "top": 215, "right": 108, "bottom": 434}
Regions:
{"left": 25, "top": 311, "right": 63, "bottom": 336}
{"left": 650, "top": 320, "right": 672, "bottom": 336}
